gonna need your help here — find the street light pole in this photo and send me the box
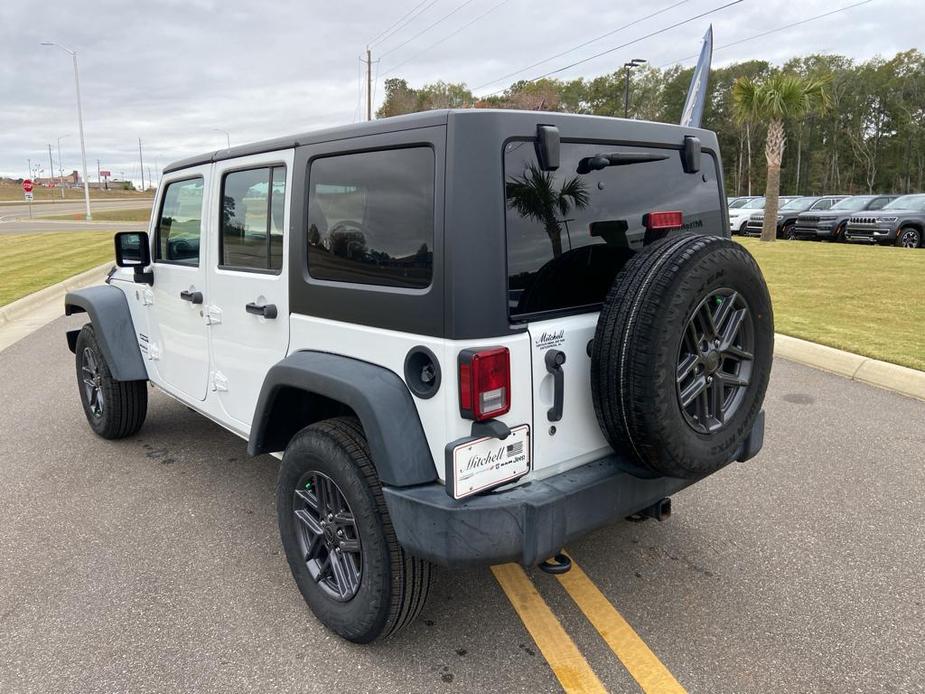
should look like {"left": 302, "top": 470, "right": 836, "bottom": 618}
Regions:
{"left": 42, "top": 42, "right": 92, "bottom": 220}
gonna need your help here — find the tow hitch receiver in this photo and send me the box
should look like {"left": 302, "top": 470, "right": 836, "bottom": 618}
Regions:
{"left": 538, "top": 552, "right": 572, "bottom": 575}
{"left": 627, "top": 497, "right": 672, "bottom": 523}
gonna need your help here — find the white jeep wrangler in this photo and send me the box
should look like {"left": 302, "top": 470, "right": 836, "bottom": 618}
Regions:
{"left": 65, "top": 94, "right": 772, "bottom": 644}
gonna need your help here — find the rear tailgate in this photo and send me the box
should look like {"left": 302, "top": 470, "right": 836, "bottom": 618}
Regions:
{"left": 503, "top": 138, "right": 723, "bottom": 476}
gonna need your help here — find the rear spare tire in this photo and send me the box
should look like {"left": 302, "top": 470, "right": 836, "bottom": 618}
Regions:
{"left": 591, "top": 234, "right": 773, "bottom": 478}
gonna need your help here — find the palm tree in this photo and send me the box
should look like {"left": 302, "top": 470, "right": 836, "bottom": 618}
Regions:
{"left": 506, "top": 164, "right": 590, "bottom": 256}
{"left": 732, "top": 73, "right": 831, "bottom": 241}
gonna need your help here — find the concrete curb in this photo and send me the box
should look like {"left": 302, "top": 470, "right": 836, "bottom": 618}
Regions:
{"left": 774, "top": 333, "right": 925, "bottom": 403}
{"left": 0, "top": 262, "right": 113, "bottom": 326}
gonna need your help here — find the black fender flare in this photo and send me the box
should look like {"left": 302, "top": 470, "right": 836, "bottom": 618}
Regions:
{"left": 248, "top": 351, "right": 437, "bottom": 487}
{"left": 64, "top": 285, "right": 148, "bottom": 382}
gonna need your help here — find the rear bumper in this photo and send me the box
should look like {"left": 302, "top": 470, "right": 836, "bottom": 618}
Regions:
{"left": 384, "top": 411, "right": 764, "bottom": 568}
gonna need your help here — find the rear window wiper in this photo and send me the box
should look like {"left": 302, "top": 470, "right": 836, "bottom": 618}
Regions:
{"left": 576, "top": 152, "right": 669, "bottom": 174}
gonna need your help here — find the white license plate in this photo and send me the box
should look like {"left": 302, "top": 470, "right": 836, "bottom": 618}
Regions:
{"left": 451, "top": 425, "right": 530, "bottom": 499}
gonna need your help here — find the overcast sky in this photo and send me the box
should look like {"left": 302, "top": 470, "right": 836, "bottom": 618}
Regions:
{"left": 0, "top": 0, "right": 919, "bottom": 184}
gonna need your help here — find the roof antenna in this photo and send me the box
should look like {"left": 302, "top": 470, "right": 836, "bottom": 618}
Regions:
{"left": 680, "top": 25, "right": 713, "bottom": 129}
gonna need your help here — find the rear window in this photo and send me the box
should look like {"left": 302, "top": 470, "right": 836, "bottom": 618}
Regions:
{"left": 505, "top": 140, "right": 722, "bottom": 318}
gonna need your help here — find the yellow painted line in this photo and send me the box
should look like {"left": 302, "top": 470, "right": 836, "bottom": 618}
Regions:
{"left": 557, "top": 560, "right": 686, "bottom": 694}
{"left": 491, "top": 563, "right": 607, "bottom": 694}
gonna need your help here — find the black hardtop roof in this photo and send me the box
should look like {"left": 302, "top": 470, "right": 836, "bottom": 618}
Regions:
{"left": 162, "top": 109, "right": 711, "bottom": 174}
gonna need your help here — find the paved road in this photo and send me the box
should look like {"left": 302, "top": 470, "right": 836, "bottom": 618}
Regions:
{"left": 1, "top": 317, "right": 923, "bottom": 693}
{"left": 0, "top": 199, "right": 152, "bottom": 235}
{"left": 0, "top": 198, "right": 153, "bottom": 220}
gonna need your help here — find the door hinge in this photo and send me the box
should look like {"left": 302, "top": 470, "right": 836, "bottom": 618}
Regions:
{"left": 141, "top": 287, "right": 154, "bottom": 306}
{"left": 211, "top": 371, "right": 229, "bottom": 392}
{"left": 148, "top": 341, "right": 160, "bottom": 361}
{"left": 205, "top": 305, "right": 223, "bottom": 325}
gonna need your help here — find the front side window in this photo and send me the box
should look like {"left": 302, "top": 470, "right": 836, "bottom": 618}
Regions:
{"left": 156, "top": 177, "right": 203, "bottom": 265}
{"left": 306, "top": 147, "right": 434, "bottom": 289}
{"left": 220, "top": 166, "right": 286, "bottom": 272}
{"left": 868, "top": 197, "right": 891, "bottom": 210}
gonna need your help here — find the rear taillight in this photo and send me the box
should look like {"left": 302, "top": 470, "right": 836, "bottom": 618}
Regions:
{"left": 458, "top": 347, "right": 511, "bottom": 421}
{"left": 644, "top": 210, "right": 684, "bottom": 230}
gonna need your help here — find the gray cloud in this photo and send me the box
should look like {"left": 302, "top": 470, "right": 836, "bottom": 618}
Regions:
{"left": 1, "top": 0, "right": 919, "bottom": 183}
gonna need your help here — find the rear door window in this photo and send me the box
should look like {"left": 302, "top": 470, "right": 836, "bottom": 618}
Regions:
{"left": 220, "top": 166, "right": 286, "bottom": 272}
{"left": 505, "top": 141, "right": 721, "bottom": 318}
{"left": 306, "top": 147, "right": 434, "bottom": 289}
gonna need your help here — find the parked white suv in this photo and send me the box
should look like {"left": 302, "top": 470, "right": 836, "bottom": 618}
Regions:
{"left": 728, "top": 196, "right": 764, "bottom": 234}
{"left": 64, "top": 107, "right": 772, "bottom": 643}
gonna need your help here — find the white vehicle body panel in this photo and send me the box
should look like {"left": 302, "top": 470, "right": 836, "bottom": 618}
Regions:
{"left": 207, "top": 151, "right": 293, "bottom": 429}
{"left": 525, "top": 313, "right": 611, "bottom": 477}
{"left": 286, "top": 316, "right": 534, "bottom": 482}
{"left": 146, "top": 165, "right": 212, "bottom": 400}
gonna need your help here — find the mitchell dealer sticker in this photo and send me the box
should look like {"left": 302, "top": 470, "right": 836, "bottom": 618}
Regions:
{"left": 452, "top": 425, "right": 530, "bottom": 499}
{"left": 534, "top": 329, "right": 565, "bottom": 350}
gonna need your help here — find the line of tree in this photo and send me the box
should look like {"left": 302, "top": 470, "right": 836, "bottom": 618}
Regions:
{"left": 377, "top": 49, "right": 925, "bottom": 198}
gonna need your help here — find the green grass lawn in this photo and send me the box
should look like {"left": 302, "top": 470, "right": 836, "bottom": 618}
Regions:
{"left": 0, "top": 231, "right": 115, "bottom": 306}
{"left": 737, "top": 237, "right": 925, "bottom": 371}
{"left": 37, "top": 207, "right": 151, "bottom": 223}
{"left": 1, "top": 230, "right": 922, "bottom": 371}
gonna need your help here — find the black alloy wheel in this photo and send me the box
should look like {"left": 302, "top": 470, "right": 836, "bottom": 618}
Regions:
{"left": 80, "top": 347, "right": 105, "bottom": 420}
{"left": 293, "top": 471, "right": 362, "bottom": 602}
{"left": 676, "top": 288, "right": 755, "bottom": 435}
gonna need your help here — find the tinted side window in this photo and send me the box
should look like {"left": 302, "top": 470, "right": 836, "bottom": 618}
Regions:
{"left": 156, "top": 177, "right": 203, "bottom": 265}
{"left": 812, "top": 199, "right": 834, "bottom": 210}
{"left": 306, "top": 147, "right": 434, "bottom": 289}
{"left": 505, "top": 141, "right": 721, "bottom": 318}
{"left": 869, "top": 197, "right": 890, "bottom": 210}
{"left": 220, "top": 166, "right": 286, "bottom": 272}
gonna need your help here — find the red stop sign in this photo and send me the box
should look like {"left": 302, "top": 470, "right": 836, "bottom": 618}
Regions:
{"left": 22, "top": 179, "right": 34, "bottom": 193}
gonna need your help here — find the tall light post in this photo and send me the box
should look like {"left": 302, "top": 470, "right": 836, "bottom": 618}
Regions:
{"left": 41, "top": 42, "right": 92, "bottom": 220}
{"left": 212, "top": 128, "right": 231, "bottom": 149}
{"left": 622, "top": 58, "right": 647, "bottom": 119}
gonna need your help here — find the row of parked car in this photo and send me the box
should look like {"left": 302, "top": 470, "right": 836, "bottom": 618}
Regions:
{"left": 726, "top": 193, "right": 925, "bottom": 248}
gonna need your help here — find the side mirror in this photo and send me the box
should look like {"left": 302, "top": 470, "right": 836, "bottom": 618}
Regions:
{"left": 114, "top": 231, "right": 153, "bottom": 285}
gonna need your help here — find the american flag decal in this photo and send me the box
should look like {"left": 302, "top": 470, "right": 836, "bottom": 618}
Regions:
{"left": 506, "top": 441, "right": 523, "bottom": 456}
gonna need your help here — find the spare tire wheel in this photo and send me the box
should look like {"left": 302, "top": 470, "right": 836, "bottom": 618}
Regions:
{"left": 591, "top": 234, "right": 773, "bottom": 478}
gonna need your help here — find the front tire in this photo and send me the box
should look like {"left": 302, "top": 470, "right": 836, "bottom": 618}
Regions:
{"left": 277, "top": 417, "right": 432, "bottom": 643}
{"left": 74, "top": 323, "right": 147, "bottom": 439}
{"left": 895, "top": 227, "right": 921, "bottom": 248}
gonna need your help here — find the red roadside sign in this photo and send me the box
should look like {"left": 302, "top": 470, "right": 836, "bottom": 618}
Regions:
{"left": 100, "top": 170, "right": 111, "bottom": 178}
{"left": 22, "top": 179, "right": 34, "bottom": 193}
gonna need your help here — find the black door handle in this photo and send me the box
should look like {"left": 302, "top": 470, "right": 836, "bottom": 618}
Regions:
{"left": 179, "top": 289, "right": 203, "bottom": 304}
{"left": 246, "top": 302, "right": 278, "bottom": 319}
{"left": 545, "top": 349, "right": 566, "bottom": 422}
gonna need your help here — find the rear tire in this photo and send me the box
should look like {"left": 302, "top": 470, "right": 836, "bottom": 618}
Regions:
{"left": 277, "top": 417, "right": 432, "bottom": 643}
{"left": 591, "top": 234, "right": 773, "bottom": 478}
{"left": 74, "top": 323, "right": 147, "bottom": 439}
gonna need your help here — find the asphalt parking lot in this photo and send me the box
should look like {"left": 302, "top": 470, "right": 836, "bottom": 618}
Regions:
{"left": 2, "top": 316, "right": 923, "bottom": 693}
